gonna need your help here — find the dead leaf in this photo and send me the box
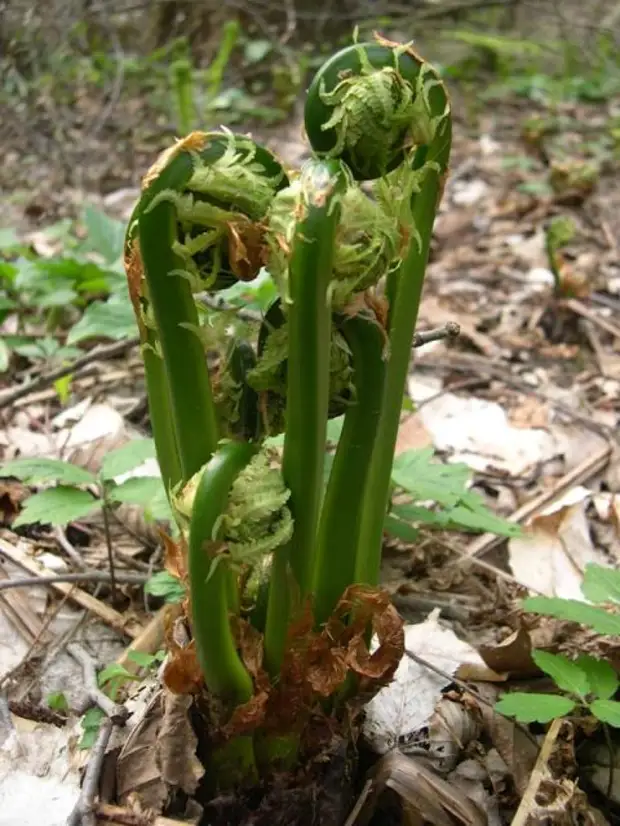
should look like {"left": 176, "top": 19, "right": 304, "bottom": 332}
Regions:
{"left": 160, "top": 530, "right": 188, "bottom": 583}
{"left": 162, "top": 640, "right": 203, "bottom": 695}
{"left": 158, "top": 691, "right": 204, "bottom": 796}
{"left": 508, "top": 488, "right": 608, "bottom": 597}
{"left": 226, "top": 219, "right": 268, "bottom": 281}
{"left": 395, "top": 414, "right": 433, "bottom": 455}
{"left": 478, "top": 627, "right": 538, "bottom": 678}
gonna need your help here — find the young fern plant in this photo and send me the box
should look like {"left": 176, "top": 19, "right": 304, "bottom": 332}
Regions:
{"left": 124, "top": 33, "right": 452, "bottom": 797}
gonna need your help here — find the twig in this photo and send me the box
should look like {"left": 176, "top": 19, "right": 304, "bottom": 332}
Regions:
{"left": 562, "top": 297, "right": 620, "bottom": 340}
{"left": 0, "top": 337, "right": 139, "bottom": 410}
{"left": 413, "top": 322, "right": 460, "bottom": 349}
{"left": 54, "top": 526, "right": 88, "bottom": 570}
{"left": 511, "top": 718, "right": 564, "bottom": 826}
{"left": 100, "top": 499, "right": 118, "bottom": 602}
{"left": 0, "top": 571, "right": 147, "bottom": 592}
{"left": 67, "top": 642, "right": 128, "bottom": 722}
{"left": 460, "top": 441, "right": 612, "bottom": 562}
{"left": 67, "top": 716, "right": 114, "bottom": 826}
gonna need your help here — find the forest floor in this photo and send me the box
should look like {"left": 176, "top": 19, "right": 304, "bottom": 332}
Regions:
{"left": 1, "top": 29, "right": 620, "bottom": 826}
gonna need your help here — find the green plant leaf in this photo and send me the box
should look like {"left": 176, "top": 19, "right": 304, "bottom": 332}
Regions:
{"left": 384, "top": 515, "right": 420, "bottom": 543}
{"left": 67, "top": 294, "right": 138, "bottom": 345}
{"left": 144, "top": 570, "right": 185, "bottom": 603}
{"left": 108, "top": 476, "right": 172, "bottom": 522}
{"left": 495, "top": 692, "right": 575, "bottom": 723}
{"left": 532, "top": 650, "right": 590, "bottom": 698}
{"left": 126, "top": 649, "right": 163, "bottom": 668}
{"left": 523, "top": 596, "right": 620, "bottom": 636}
{"left": 97, "top": 662, "right": 136, "bottom": 687}
{"left": 391, "top": 448, "right": 471, "bottom": 508}
{"left": 589, "top": 699, "right": 620, "bottom": 727}
{"left": 13, "top": 487, "right": 101, "bottom": 527}
{"left": 449, "top": 491, "right": 522, "bottom": 537}
{"left": 82, "top": 205, "right": 126, "bottom": 264}
{"left": 100, "top": 439, "right": 157, "bottom": 480}
{"left": 47, "top": 691, "right": 69, "bottom": 712}
{"left": 582, "top": 564, "right": 620, "bottom": 606}
{"left": 576, "top": 655, "right": 619, "bottom": 700}
{"left": 78, "top": 706, "right": 105, "bottom": 749}
{"left": 0, "top": 339, "right": 9, "bottom": 373}
{"left": 0, "top": 457, "right": 96, "bottom": 486}
{"left": 0, "top": 228, "right": 20, "bottom": 250}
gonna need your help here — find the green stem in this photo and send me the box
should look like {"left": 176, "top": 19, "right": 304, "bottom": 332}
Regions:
{"left": 280, "top": 158, "right": 347, "bottom": 598}
{"left": 313, "top": 314, "right": 387, "bottom": 625}
{"left": 263, "top": 544, "right": 291, "bottom": 677}
{"left": 188, "top": 440, "right": 257, "bottom": 701}
{"left": 355, "top": 171, "right": 443, "bottom": 587}
{"left": 143, "top": 346, "right": 182, "bottom": 496}
{"left": 138, "top": 200, "right": 220, "bottom": 480}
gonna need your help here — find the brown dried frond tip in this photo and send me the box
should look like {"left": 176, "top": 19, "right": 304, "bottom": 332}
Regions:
{"left": 142, "top": 131, "right": 209, "bottom": 190}
{"left": 124, "top": 237, "right": 144, "bottom": 318}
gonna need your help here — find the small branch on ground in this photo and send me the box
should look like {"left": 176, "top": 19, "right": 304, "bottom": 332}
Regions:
{"left": 0, "top": 337, "right": 140, "bottom": 410}
{"left": 66, "top": 716, "right": 114, "bottom": 826}
{"left": 0, "top": 571, "right": 147, "bottom": 592}
{"left": 67, "top": 642, "right": 129, "bottom": 722}
{"left": 413, "top": 321, "right": 460, "bottom": 348}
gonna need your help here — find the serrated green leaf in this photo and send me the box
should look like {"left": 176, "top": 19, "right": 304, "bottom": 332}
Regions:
{"left": 523, "top": 596, "right": 620, "bottom": 636}
{"left": 144, "top": 571, "right": 185, "bottom": 603}
{"left": 532, "top": 650, "right": 590, "bottom": 698}
{"left": 127, "top": 650, "right": 160, "bottom": 668}
{"left": 384, "top": 515, "right": 420, "bottom": 543}
{"left": 13, "top": 487, "right": 100, "bottom": 527}
{"left": 582, "top": 564, "right": 620, "bottom": 606}
{"left": 34, "top": 287, "right": 78, "bottom": 308}
{"left": 391, "top": 448, "right": 471, "bottom": 508}
{"left": 67, "top": 294, "right": 138, "bottom": 345}
{"left": 450, "top": 491, "right": 522, "bottom": 537}
{"left": 100, "top": 439, "right": 156, "bottom": 480}
{"left": 589, "top": 699, "right": 620, "bottom": 727}
{"left": 391, "top": 502, "right": 449, "bottom": 526}
{"left": 82, "top": 205, "right": 125, "bottom": 264}
{"left": 97, "top": 662, "right": 135, "bottom": 687}
{"left": 575, "top": 655, "right": 619, "bottom": 700}
{"left": 0, "top": 457, "right": 96, "bottom": 485}
{"left": 495, "top": 692, "right": 576, "bottom": 723}
{"left": 108, "top": 476, "right": 172, "bottom": 522}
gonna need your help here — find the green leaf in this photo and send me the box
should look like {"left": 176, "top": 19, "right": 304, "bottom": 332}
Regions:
{"left": 0, "top": 457, "right": 96, "bottom": 485}
{"left": 67, "top": 294, "right": 138, "bottom": 345}
{"left": 391, "top": 448, "right": 471, "bottom": 508}
{"left": 391, "top": 501, "right": 450, "bottom": 526}
{"left": 532, "top": 650, "right": 590, "bottom": 698}
{"left": 589, "top": 699, "right": 620, "bottom": 727}
{"left": 0, "top": 339, "right": 9, "bottom": 373}
{"left": 244, "top": 39, "right": 272, "bottom": 64}
{"left": 449, "top": 491, "right": 522, "bottom": 537}
{"left": 47, "top": 691, "right": 69, "bottom": 712}
{"left": 100, "top": 439, "right": 156, "bottom": 480}
{"left": 495, "top": 692, "right": 576, "bottom": 723}
{"left": 78, "top": 707, "right": 105, "bottom": 749}
{"left": 126, "top": 649, "right": 161, "bottom": 668}
{"left": 108, "top": 477, "right": 172, "bottom": 522}
{"left": 384, "top": 514, "right": 420, "bottom": 543}
{"left": 576, "top": 655, "right": 619, "bottom": 700}
{"left": 524, "top": 596, "right": 620, "bottom": 636}
{"left": 13, "top": 487, "right": 101, "bottom": 527}
{"left": 0, "top": 228, "right": 20, "bottom": 250}
{"left": 82, "top": 205, "right": 126, "bottom": 264}
{"left": 144, "top": 570, "right": 185, "bottom": 603}
{"left": 582, "top": 564, "right": 620, "bottom": 606}
{"left": 97, "top": 662, "right": 136, "bottom": 687}
{"left": 34, "top": 287, "right": 78, "bottom": 308}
